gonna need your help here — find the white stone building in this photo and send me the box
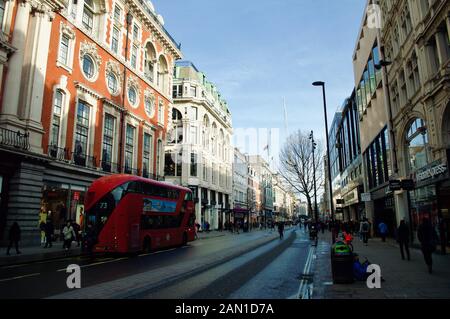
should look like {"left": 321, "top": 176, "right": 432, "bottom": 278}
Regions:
{"left": 165, "top": 61, "right": 233, "bottom": 230}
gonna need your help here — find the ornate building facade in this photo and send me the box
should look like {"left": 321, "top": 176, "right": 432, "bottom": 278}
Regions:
{"left": 0, "top": 0, "right": 181, "bottom": 245}
{"left": 165, "top": 60, "right": 233, "bottom": 231}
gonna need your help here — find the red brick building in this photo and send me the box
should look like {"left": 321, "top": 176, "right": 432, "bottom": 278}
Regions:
{"left": 0, "top": 0, "right": 182, "bottom": 245}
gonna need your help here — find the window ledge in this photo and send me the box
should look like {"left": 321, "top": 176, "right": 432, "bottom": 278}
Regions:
{"left": 56, "top": 61, "right": 73, "bottom": 74}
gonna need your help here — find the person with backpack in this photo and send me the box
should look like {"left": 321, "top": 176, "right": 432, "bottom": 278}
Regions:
{"left": 360, "top": 218, "right": 370, "bottom": 246}
{"left": 378, "top": 221, "right": 388, "bottom": 242}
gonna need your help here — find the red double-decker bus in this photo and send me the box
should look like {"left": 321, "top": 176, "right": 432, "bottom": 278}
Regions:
{"left": 83, "top": 174, "right": 196, "bottom": 254}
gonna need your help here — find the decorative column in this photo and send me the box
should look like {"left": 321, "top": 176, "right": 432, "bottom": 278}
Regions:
{"left": 19, "top": 4, "right": 55, "bottom": 153}
{"left": 0, "top": 0, "right": 31, "bottom": 123}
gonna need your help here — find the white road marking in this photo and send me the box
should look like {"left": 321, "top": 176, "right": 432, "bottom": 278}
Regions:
{"left": 296, "top": 244, "right": 315, "bottom": 299}
{"left": 0, "top": 273, "right": 41, "bottom": 283}
{"left": 56, "top": 257, "right": 127, "bottom": 272}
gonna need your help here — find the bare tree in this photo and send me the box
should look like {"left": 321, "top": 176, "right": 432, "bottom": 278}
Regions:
{"left": 278, "top": 130, "right": 324, "bottom": 217}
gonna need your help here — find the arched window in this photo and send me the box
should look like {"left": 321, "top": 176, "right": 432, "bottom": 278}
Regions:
{"left": 144, "top": 42, "right": 157, "bottom": 82}
{"left": 406, "top": 118, "right": 429, "bottom": 172}
{"left": 157, "top": 55, "right": 168, "bottom": 94}
{"left": 170, "top": 108, "right": 183, "bottom": 144}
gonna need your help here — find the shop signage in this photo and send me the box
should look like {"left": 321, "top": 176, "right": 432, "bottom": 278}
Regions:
{"left": 343, "top": 188, "right": 359, "bottom": 206}
{"left": 389, "top": 180, "right": 402, "bottom": 191}
{"left": 416, "top": 161, "right": 448, "bottom": 183}
{"left": 400, "top": 179, "right": 415, "bottom": 191}
{"left": 361, "top": 193, "right": 371, "bottom": 202}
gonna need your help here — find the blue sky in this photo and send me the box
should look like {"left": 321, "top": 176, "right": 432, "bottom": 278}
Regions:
{"left": 153, "top": 0, "right": 367, "bottom": 161}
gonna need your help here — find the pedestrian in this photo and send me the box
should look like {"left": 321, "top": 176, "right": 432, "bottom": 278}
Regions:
{"left": 40, "top": 220, "right": 46, "bottom": 246}
{"left": 417, "top": 218, "right": 438, "bottom": 274}
{"left": 397, "top": 220, "right": 410, "bottom": 261}
{"left": 72, "top": 221, "right": 81, "bottom": 247}
{"left": 438, "top": 217, "right": 447, "bottom": 255}
{"left": 360, "top": 218, "right": 370, "bottom": 246}
{"left": 62, "top": 221, "right": 76, "bottom": 251}
{"left": 6, "top": 222, "right": 21, "bottom": 255}
{"left": 278, "top": 222, "right": 284, "bottom": 240}
{"left": 378, "top": 221, "right": 388, "bottom": 242}
{"left": 44, "top": 219, "right": 54, "bottom": 248}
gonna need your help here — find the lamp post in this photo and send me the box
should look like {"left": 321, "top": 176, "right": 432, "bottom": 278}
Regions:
{"left": 309, "top": 130, "right": 319, "bottom": 223}
{"left": 312, "top": 81, "right": 334, "bottom": 224}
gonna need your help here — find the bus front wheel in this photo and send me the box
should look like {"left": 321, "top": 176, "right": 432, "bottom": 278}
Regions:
{"left": 143, "top": 237, "right": 152, "bottom": 253}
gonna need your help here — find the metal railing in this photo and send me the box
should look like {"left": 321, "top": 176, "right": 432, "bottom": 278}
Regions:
{"left": 0, "top": 127, "right": 30, "bottom": 150}
{"left": 100, "top": 160, "right": 121, "bottom": 174}
{"left": 48, "top": 145, "right": 70, "bottom": 161}
{"left": 72, "top": 152, "right": 97, "bottom": 169}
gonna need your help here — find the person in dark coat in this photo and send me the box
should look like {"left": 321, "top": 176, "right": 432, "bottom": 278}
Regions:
{"left": 397, "top": 220, "right": 410, "bottom": 261}
{"left": 44, "top": 219, "right": 54, "bottom": 248}
{"left": 417, "top": 218, "right": 438, "bottom": 274}
{"left": 6, "top": 222, "right": 21, "bottom": 255}
{"left": 278, "top": 222, "right": 284, "bottom": 240}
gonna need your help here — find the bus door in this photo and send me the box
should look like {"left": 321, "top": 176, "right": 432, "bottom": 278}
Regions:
{"left": 129, "top": 223, "right": 140, "bottom": 251}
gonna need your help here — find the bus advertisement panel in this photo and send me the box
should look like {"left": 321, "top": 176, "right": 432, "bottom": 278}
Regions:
{"left": 143, "top": 198, "right": 177, "bottom": 213}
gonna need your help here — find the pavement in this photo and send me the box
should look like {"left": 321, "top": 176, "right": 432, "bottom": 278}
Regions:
{"left": 312, "top": 230, "right": 450, "bottom": 299}
{"left": 0, "top": 229, "right": 241, "bottom": 267}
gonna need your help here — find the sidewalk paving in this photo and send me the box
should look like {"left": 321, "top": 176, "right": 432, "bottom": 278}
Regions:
{"left": 312, "top": 230, "right": 450, "bottom": 299}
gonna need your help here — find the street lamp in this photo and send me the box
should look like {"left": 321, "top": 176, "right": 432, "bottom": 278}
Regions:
{"left": 309, "top": 130, "right": 319, "bottom": 223}
{"left": 312, "top": 81, "right": 334, "bottom": 225}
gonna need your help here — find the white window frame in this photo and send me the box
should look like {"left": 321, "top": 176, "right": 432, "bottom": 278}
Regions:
{"left": 57, "top": 23, "right": 76, "bottom": 73}
{"left": 51, "top": 78, "right": 71, "bottom": 149}
{"left": 101, "top": 104, "right": 121, "bottom": 167}
{"left": 142, "top": 126, "right": 154, "bottom": 176}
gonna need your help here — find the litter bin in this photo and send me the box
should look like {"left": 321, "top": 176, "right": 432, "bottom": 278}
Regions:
{"left": 331, "top": 241, "right": 354, "bottom": 284}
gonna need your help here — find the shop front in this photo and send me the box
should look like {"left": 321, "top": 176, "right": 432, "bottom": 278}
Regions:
{"left": 41, "top": 182, "right": 87, "bottom": 237}
{"left": 233, "top": 207, "right": 249, "bottom": 231}
{"left": 342, "top": 185, "right": 363, "bottom": 222}
{"left": 371, "top": 186, "right": 397, "bottom": 238}
{"left": 409, "top": 159, "right": 449, "bottom": 246}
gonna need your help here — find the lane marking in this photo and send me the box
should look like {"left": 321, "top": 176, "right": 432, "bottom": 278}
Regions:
{"left": 1, "top": 255, "right": 88, "bottom": 270}
{"left": 0, "top": 273, "right": 41, "bottom": 283}
{"left": 296, "top": 244, "right": 315, "bottom": 299}
{"left": 56, "top": 257, "right": 127, "bottom": 272}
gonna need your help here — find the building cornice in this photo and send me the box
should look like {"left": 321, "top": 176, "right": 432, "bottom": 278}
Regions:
{"left": 74, "top": 82, "right": 103, "bottom": 100}
{"left": 126, "top": 0, "right": 183, "bottom": 60}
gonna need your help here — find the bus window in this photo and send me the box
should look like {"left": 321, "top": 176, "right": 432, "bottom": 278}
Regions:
{"left": 87, "top": 182, "right": 129, "bottom": 233}
{"left": 184, "top": 192, "right": 193, "bottom": 201}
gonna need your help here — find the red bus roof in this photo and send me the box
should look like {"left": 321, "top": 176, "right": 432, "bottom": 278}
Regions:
{"left": 85, "top": 174, "right": 191, "bottom": 211}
